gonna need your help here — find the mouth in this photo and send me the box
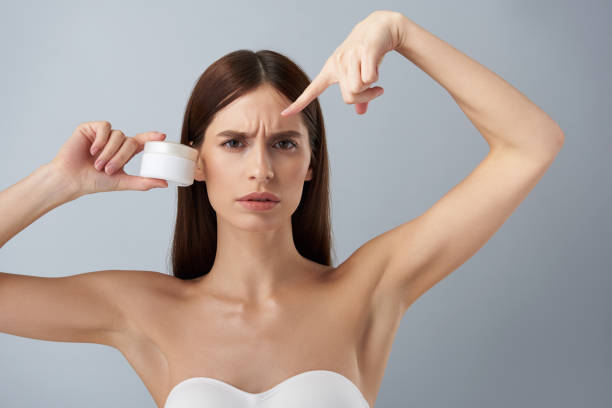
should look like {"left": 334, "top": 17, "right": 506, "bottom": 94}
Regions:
{"left": 238, "top": 200, "right": 280, "bottom": 211}
{"left": 236, "top": 192, "right": 281, "bottom": 202}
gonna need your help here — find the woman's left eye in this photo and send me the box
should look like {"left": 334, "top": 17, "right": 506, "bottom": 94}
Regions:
{"left": 221, "top": 139, "right": 297, "bottom": 150}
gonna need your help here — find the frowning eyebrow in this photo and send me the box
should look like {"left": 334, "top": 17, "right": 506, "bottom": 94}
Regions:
{"left": 216, "top": 130, "right": 303, "bottom": 138}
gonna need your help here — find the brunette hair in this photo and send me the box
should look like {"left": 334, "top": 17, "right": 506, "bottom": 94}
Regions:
{"left": 168, "top": 49, "right": 335, "bottom": 280}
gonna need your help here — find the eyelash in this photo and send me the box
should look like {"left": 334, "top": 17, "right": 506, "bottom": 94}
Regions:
{"left": 221, "top": 139, "right": 298, "bottom": 151}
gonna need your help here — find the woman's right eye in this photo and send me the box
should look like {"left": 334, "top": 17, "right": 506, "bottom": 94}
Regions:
{"left": 221, "top": 139, "right": 242, "bottom": 149}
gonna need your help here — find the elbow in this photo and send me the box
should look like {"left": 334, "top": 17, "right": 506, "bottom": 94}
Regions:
{"left": 537, "top": 130, "right": 564, "bottom": 164}
{"left": 549, "top": 125, "right": 565, "bottom": 157}
{"left": 506, "top": 126, "right": 565, "bottom": 164}
{"left": 533, "top": 121, "right": 565, "bottom": 161}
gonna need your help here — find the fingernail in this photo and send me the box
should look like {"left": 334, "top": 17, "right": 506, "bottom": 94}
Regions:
{"left": 105, "top": 164, "right": 115, "bottom": 175}
{"left": 90, "top": 146, "right": 99, "bottom": 155}
{"left": 95, "top": 159, "right": 104, "bottom": 170}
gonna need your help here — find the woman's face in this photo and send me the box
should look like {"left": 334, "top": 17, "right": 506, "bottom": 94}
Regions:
{"left": 193, "top": 84, "right": 313, "bottom": 229}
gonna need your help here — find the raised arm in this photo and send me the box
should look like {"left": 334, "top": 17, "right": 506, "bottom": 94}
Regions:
{"left": 1, "top": 121, "right": 169, "bottom": 347}
{"left": 0, "top": 163, "right": 125, "bottom": 346}
{"left": 0, "top": 163, "right": 78, "bottom": 249}
{"left": 395, "top": 16, "right": 564, "bottom": 157}
{"left": 280, "top": 10, "right": 564, "bottom": 313}
{"left": 0, "top": 269, "right": 133, "bottom": 346}
{"left": 353, "top": 14, "right": 564, "bottom": 311}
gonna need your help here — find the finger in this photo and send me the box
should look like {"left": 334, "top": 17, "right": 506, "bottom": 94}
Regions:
{"left": 348, "top": 51, "right": 368, "bottom": 95}
{"left": 280, "top": 64, "right": 334, "bottom": 117}
{"left": 118, "top": 132, "right": 167, "bottom": 172}
{"left": 361, "top": 86, "right": 384, "bottom": 102}
{"left": 338, "top": 77, "right": 355, "bottom": 105}
{"left": 361, "top": 53, "right": 379, "bottom": 84}
{"left": 89, "top": 121, "right": 112, "bottom": 156}
{"left": 103, "top": 137, "right": 139, "bottom": 175}
{"left": 103, "top": 132, "right": 166, "bottom": 175}
{"left": 343, "top": 85, "right": 384, "bottom": 105}
{"left": 94, "top": 130, "right": 126, "bottom": 172}
{"left": 115, "top": 173, "right": 168, "bottom": 192}
{"left": 355, "top": 102, "right": 369, "bottom": 115}
{"left": 353, "top": 87, "right": 384, "bottom": 115}
{"left": 131, "top": 131, "right": 167, "bottom": 155}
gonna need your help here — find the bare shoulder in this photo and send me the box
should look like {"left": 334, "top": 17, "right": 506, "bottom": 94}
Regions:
{"left": 112, "top": 269, "right": 181, "bottom": 293}
{"left": 103, "top": 269, "right": 182, "bottom": 305}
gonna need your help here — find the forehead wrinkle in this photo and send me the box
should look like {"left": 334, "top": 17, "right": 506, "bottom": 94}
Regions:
{"left": 209, "top": 88, "right": 306, "bottom": 140}
{"left": 216, "top": 130, "right": 303, "bottom": 139}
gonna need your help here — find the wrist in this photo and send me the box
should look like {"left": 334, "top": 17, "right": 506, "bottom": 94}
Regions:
{"left": 393, "top": 13, "right": 419, "bottom": 58}
{"left": 39, "top": 162, "right": 82, "bottom": 203}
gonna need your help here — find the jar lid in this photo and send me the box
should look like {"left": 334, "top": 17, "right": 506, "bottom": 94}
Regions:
{"left": 143, "top": 141, "right": 198, "bottom": 162}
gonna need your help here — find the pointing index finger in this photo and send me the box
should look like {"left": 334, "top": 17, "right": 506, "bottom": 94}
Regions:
{"left": 280, "top": 67, "right": 333, "bottom": 117}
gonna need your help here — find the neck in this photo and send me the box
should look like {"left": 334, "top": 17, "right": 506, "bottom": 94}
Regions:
{"left": 200, "top": 218, "right": 311, "bottom": 304}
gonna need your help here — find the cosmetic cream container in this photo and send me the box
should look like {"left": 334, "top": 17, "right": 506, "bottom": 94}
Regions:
{"left": 139, "top": 141, "right": 198, "bottom": 187}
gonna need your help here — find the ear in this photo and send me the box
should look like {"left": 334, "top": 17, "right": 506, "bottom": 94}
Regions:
{"left": 189, "top": 141, "right": 206, "bottom": 182}
{"left": 305, "top": 164, "right": 313, "bottom": 181}
{"left": 194, "top": 162, "right": 206, "bottom": 182}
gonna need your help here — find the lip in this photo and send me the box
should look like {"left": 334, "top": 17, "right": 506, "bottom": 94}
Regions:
{"left": 237, "top": 191, "right": 281, "bottom": 202}
{"left": 238, "top": 200, "right": 279, "bottom": 211}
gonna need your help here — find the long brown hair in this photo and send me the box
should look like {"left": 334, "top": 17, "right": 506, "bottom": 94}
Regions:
{"left": 168, "top": 49, "right": 335, "bottom": 280}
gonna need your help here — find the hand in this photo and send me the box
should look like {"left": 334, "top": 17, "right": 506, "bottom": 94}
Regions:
{"left": 49, "top": 121, "right": 169, "bottom": 197}
{"left": 281, "top": 10, "right": 405, "bottom": 116}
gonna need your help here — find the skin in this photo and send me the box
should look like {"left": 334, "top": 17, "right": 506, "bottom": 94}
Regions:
{"left": 186, "top": 83, "right": 327, "bottom": 305}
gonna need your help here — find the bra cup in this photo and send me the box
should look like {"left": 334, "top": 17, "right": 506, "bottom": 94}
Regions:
{"left": 164, "top": 370, "right": 369, "bottom": 408}
{"left": 259, "top": 371, "right": 368, "bottom": 408}
{"left": 164, "top": 380, "right": 245, "bottom": 407}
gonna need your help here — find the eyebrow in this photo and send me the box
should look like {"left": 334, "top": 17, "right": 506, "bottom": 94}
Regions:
{"left": 216, "top": 130, "right": 303, "bottom": 139}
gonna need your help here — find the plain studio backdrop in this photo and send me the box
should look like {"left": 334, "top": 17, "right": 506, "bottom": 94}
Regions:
{"left": 0, "top": 0, "right": 609, "bottom": 407}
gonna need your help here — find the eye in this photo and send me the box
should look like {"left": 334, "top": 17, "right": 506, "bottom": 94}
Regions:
{"left": 275, "top": 140, "right": 298, "bottom": 150}
{"left": 221, "top": 139, "right": 298, "bottom": 151}
{"left": 221, "top": 139, "right": 242, "bottom": 149}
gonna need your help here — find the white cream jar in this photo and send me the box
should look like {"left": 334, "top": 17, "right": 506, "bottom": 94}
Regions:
{"left": 139, "top": 141, "right": 199, "bottom": 187}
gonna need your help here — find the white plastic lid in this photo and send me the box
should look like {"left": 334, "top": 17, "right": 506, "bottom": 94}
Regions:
{"left": 143, "top": 141, "right": 198, "bottom": 162}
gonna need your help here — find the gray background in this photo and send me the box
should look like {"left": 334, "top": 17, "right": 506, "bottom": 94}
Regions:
{"left": 1, "top": 0, "right": 609, "bottom": 407}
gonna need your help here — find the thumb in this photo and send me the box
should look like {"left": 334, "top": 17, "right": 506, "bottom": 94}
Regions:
{"left": 114, "top": 171, "right": 168, "bottom": 191}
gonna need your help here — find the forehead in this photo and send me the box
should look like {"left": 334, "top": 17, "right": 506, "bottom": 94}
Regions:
{"left": 207, "top": 84, "right": 306, "bottom": 135}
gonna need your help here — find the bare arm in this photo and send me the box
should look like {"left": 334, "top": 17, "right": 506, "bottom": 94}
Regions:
{"left": 0, "top": 162, "right": 79, "bottom": 249}
{"left": 370, "top": 14, "right": 564, "bottom": 310}
{"left": 395, "top": 15, "right": 564, "bottom": 156}
{"left": 0, "top": 269, "right": 133, "bottom": 346}
{"left": 0, "top": 163, "right": 130, "bottom": 347}
{"left": 0, "top": 122, "right": 170, "bottom": 348}
{"left": 322, "top": 11, "right": 564, "bottom": 314}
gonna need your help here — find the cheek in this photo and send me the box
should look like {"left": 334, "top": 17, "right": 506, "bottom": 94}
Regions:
{"left": 280, "top": 163, "right": 310, "bottom": 205}
{"left": 202, "top": 162, "right": 238, "bottom": 206}
{"left": 278, "top": 160, "right": 308, "bottom": 185}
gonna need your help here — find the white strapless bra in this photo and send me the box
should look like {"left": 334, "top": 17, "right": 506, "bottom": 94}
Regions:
{"left": 163, "top": 369, "right": 370, "bottom": 408}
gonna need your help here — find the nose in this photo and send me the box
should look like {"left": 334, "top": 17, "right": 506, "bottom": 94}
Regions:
{"left": 247, "top": 139, "right": 274, "bottom": 182}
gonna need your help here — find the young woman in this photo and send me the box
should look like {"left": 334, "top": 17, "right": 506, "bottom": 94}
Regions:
{"left": 0, "top": 10, "right": 563, "bottom": 408}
